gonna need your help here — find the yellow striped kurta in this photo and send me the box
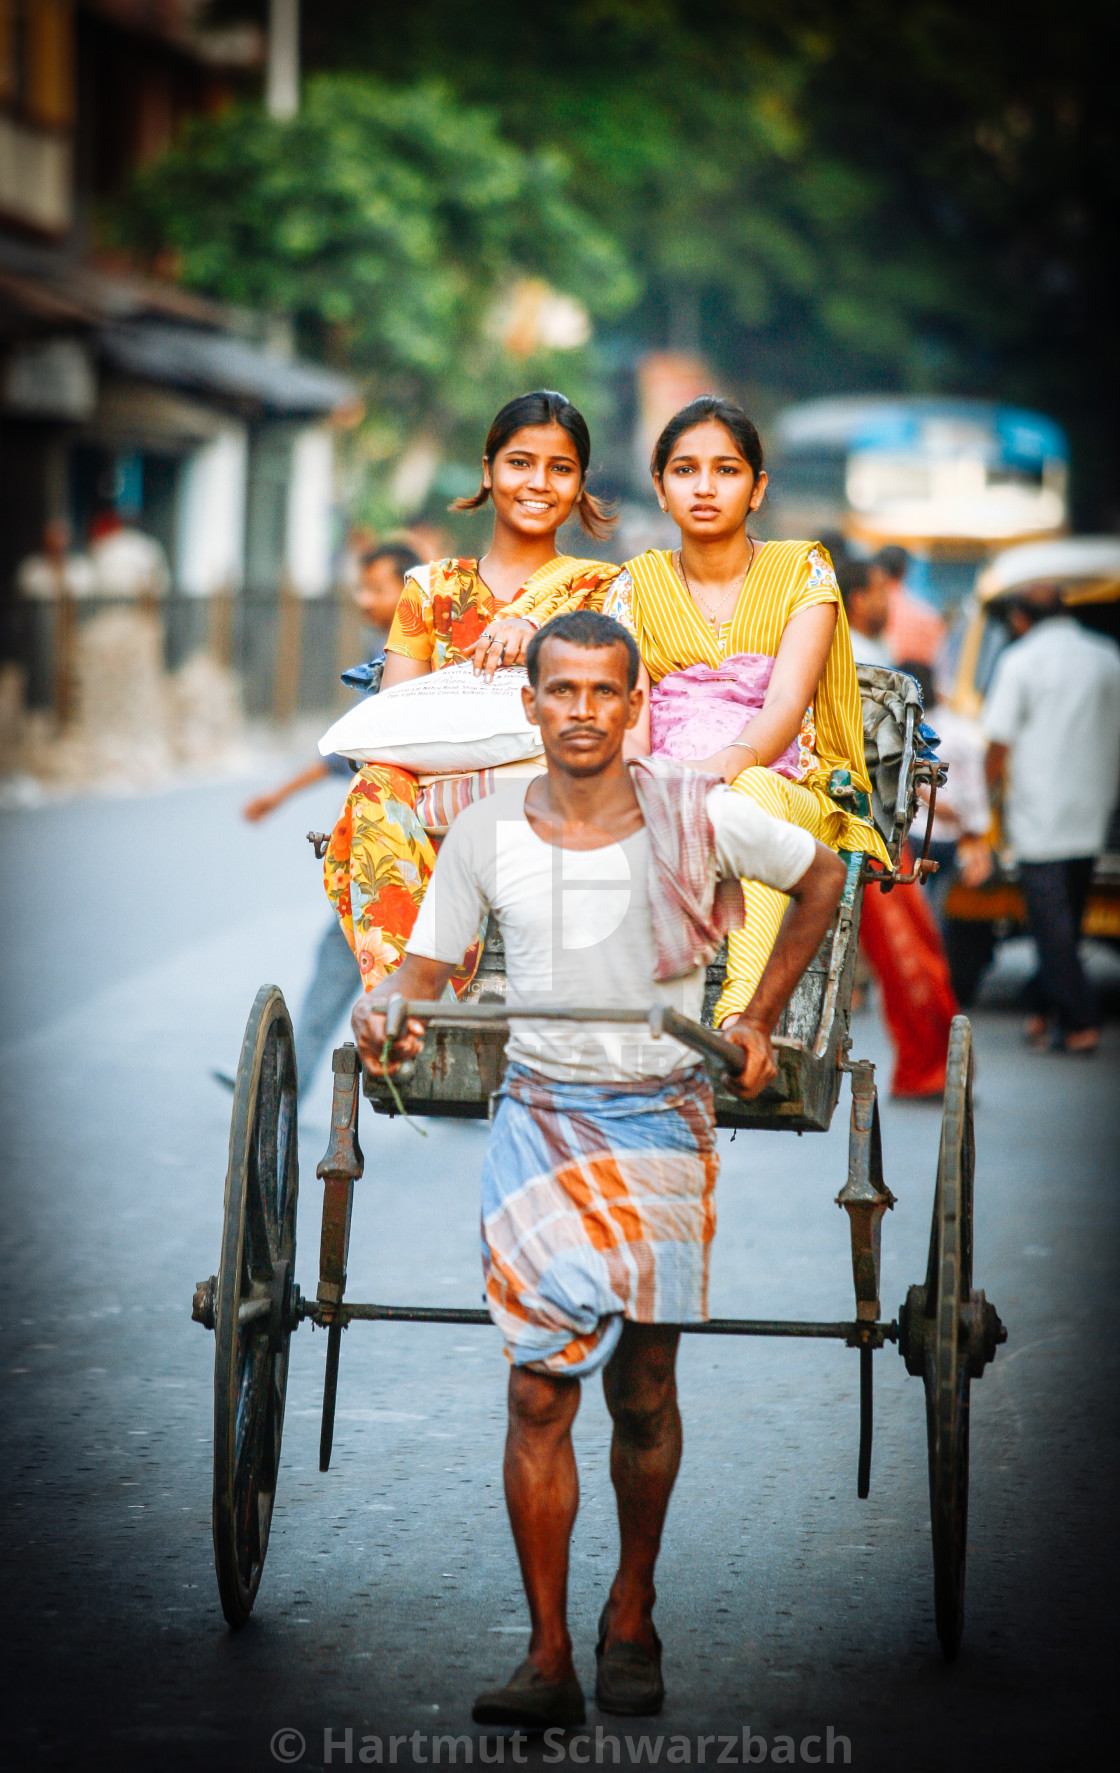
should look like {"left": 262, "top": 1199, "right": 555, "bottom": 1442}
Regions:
{"left": 606, "top": 542, "right": 889, "bottom": 1021}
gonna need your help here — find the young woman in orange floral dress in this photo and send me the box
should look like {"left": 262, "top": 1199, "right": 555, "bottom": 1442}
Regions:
{"left": 324, "top": 390, "right": 621, "bottom": 994}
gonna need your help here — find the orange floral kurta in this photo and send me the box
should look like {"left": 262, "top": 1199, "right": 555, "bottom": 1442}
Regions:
{"left": 324, "top": 554, "right": 620, "bottom": 992}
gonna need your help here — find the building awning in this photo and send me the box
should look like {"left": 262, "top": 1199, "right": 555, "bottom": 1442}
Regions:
{"left": 98, "top": 321, "right": 355, "bottom": 418}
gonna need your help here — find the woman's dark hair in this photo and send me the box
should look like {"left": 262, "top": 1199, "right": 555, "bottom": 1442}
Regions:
{"left": 650, "top": 394, "right": 765, "bottom": 483}
{"left": 452, "top": 389, "right": 616, "bottom": 539}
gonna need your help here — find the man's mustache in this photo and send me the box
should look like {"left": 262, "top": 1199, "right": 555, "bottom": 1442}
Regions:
{"left": 558, "top": 724, "right": 608, "bottom": 741}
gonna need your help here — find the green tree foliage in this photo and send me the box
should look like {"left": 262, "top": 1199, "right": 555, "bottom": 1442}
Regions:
{"left": 146, "top": 1, "right": 1115, "bottom": 521}
{"left": 297, "top": 0, "right": 1115, "bottom": 521}
{"left": 117, "top": 74, "right": 635, "bottom": 522}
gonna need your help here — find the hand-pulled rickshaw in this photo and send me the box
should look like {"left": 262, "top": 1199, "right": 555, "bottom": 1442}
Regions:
{"left": 191, "top": 666, "right": 1006, "bottom": 1660}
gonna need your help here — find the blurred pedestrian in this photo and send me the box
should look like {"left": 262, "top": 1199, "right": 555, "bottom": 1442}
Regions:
{"left": 240, "top": 544, "right": 421, "bottom": 1097}
{"left": 839, "top": 576, "right": 959, "bottom": 1096}
{"left": 242, "top": 542, "right": 421, "bottom": 827}
{"left": 837, "top": 558, "right": 891, "bottom": 667}
{"left": 356, "top": 542, "right": 422, "bottom": 631}
{"left": 903, "top": 661, "right": 995, "bottom": 1006}
{"left": 87, "top": 508, "right": 171, "bottom": 600}
{"left": 15, "top": 519, "right": 97, "bottom": 719}
{"left": 857, "top": 856, "right": 960, "bottom": 1097}
{"left": 905, "top": 662, "right": 993, "bottom": 917}
{"left": 983, "top": 587, "right": 1120, "bottom": 1054}
{"left": 15, "top": 518, "right": 96, "bottom": 601}
{"left": 871, "top": 545, "right": 946, "bottom": 667}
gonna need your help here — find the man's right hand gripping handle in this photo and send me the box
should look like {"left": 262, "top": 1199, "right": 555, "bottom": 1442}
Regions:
{"left": 350, "top": 952, "right": 457, "bottom": 1074}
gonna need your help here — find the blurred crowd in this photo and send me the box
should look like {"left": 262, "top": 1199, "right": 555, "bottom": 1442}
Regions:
{"left": 829, "top": 536, "right": 1120, "bottom": 1073}
{"left": 16, "top": 510, "right": 171, "bottom": 607}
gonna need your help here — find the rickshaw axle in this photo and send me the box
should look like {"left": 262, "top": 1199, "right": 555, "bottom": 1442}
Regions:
{"left": 296, "top": 1296, "right": 898, "bottom": 1346}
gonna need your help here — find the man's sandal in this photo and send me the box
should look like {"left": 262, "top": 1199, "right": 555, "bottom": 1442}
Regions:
{"left": 472, "top": 1659, "right": 586, "bottom": 1730}
{"left": 594, "top": 1605, "right": 665, "bottom": 1716}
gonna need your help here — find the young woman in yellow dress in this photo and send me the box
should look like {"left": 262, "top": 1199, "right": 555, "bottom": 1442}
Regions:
{"left": 324, "top": 389, "right": 621, "bottom": 994}
{"left": 604, "top": 394, "right": 889, "bottom": 1028}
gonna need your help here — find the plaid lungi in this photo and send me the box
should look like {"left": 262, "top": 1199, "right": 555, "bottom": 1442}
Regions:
{"left": 481, "top": 1063, "right": 719, "bottom": 1378}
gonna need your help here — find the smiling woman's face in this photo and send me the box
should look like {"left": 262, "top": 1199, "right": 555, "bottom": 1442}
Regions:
{"left": 656, "top": 419, "right": 767, "bottom": 541}
{"left": 484, "top": 422, "right": 584, "bottom": 540}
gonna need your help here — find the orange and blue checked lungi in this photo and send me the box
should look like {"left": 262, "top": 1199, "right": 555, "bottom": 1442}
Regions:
{"left": 481, "top": 1063, "right": 720, "bottom": 1378}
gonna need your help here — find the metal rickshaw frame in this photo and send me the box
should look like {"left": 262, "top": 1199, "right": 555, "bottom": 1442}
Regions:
{"left": 192, "top": 693, "right": 1005, "bottom": 1657}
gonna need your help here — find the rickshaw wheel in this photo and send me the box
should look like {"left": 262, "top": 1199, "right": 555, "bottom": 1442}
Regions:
{"left": 922, "top": 1015, "right": 974, "bottom": 1661}
{"left": 213, "top": 985, "right": 299, "bottom": 1629}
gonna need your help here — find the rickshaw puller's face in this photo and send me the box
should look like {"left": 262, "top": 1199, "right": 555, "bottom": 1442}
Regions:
{"left": 523, "top": 641, "right": 641, "bottom": 777}
{"left": 485, "top": 423, "right": 584, "bottom": 537}
{"left": 657, "top": 420, "right": 767, "bottom": 539}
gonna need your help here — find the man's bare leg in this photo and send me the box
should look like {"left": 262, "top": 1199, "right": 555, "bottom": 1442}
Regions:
{"left": 504, "top": 1365, "right": 582, "bottom": 1683}
{"left": 601, "top": 1323, "right": 682, "bottom": 1652}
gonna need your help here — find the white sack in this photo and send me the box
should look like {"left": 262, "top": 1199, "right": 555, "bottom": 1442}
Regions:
{"left": 318, "top": 662, "right": 544, "bottom": 774}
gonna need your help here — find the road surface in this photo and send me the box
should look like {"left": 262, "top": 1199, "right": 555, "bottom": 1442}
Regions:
{"left": 1, "top": 775, "right": 1116, "bottom": 1773}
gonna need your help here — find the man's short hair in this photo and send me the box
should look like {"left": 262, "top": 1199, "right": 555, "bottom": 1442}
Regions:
{"left": 836, "top": 557, "right": 873, "bottom": 608}
{"left": 526, "top": 609, "right": 641, "bottom": 692}
{"left": 1005, "top": 583, "right": 1063, "bottom": 627}
{"left": 362, "top": 543, "right": 422, "bottom": 574}
{"left": 873, "top": 544, "right": 910, "bottom": 580}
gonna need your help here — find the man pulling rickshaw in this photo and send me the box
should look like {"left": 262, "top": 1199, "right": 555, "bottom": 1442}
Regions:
{"left": 353, "top": 611, "right": 847, "bottom": 1726}
{"left": 192, "top": 395, "right": 1004, "bottom": 1708}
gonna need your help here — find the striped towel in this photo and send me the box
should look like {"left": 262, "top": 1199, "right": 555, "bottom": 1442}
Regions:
{"left": 481, "top": 1063, "right": 719, "bottom": 1377}
{"left": 627, "top": 754, "right": 745, "bottom": 982}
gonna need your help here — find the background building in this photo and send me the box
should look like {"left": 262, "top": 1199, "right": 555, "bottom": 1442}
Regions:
{"left": 0, "top": 2, "right": 356, "bottom": 726}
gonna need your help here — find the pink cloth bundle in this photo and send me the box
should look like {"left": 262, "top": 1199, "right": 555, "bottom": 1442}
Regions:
{"left": 649, "top": 653, "right": 805, "bottom": 780}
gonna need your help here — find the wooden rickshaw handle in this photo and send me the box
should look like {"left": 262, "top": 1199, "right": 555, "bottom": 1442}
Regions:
{"left": 383, "top": 993, "right": 750, "bottom": 1076}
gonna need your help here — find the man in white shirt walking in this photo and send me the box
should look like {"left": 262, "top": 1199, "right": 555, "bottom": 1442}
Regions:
{"left": 983, "top": 587, "right": 1120, "bottom": 1053}
{"left": 352, "top": 611, "right": 845, "bottom": 1727}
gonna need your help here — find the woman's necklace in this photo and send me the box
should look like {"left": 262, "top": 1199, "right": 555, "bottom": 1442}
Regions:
{"left": 675, "top": 536, "right": 757, "bottom": 628}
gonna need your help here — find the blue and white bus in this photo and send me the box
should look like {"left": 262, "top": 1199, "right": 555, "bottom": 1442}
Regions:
{"left": 765, "top": 397, "right": 1070, "bottom": 609}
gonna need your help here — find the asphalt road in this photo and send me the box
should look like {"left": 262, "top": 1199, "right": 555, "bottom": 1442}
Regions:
{"left": 1, "top": 775, "right": 1117, "bottom": 1773}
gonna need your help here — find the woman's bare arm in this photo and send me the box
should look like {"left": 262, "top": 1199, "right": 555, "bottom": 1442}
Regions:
{"left": 381, "top": 650, "right": 432, "bottom": 690}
